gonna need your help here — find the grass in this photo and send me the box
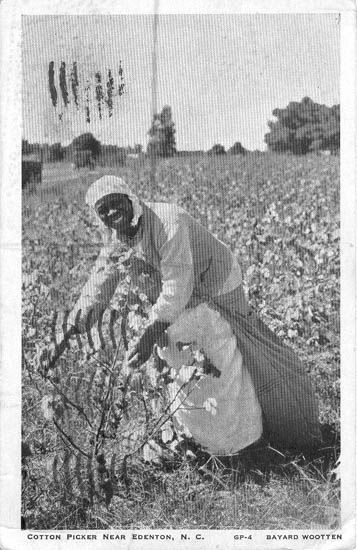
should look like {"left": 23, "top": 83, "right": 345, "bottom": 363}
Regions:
{"left": 23, "top": 447, "right": 340, "bottom": 530}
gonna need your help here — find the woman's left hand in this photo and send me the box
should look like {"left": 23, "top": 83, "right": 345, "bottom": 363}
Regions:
{"left": 126, "top": 330, "right": 156, "bottom": 370}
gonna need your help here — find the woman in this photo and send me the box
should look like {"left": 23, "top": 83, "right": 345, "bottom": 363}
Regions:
{"left": 68, "top": 175, "right": 321, "bottom": 455}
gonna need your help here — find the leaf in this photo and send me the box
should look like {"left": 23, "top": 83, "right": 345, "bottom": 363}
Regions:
{"left": 21, "top": 442, "right": 32, "bottom": 459}
{"left": 150, "top": 397, "right": 161, "bottom": 415}
{"left": 40, "top": 283, "right": 49, "bottom": 295}
{"left": 41, "top": 395, "right": 54, "bottom": 420}
{"left": 179, "top": 365, "right": 196, "bottom": 382}
{"left": 143, "top": 440, "right": 162, "bottom": 463}
{"left": 101, "top": 479, "right": 114, "bottom": 506}
{"left": 161, "top": 422, "right": 174, "bottom": 443}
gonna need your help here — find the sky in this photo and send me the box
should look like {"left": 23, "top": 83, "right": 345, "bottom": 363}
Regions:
{"left": 22, "top": 14, "right": 339, "bottom": 151}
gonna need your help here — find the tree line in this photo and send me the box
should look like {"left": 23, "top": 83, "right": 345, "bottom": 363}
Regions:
{"left": 22, "top": 137, "right": 142, "bottom": 167}
{"left": 22, "top": 96, "right": 339, "bottom": 166}
{"left": 208, "top": 97, "right": 339, "bottom": 155}
{"left": 265, "top": 96, "right": 339, "bottom": 154}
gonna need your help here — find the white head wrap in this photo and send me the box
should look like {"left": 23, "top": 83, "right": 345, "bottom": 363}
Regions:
{"left": 85, "top": 176, "right": 143, "bottom": 244}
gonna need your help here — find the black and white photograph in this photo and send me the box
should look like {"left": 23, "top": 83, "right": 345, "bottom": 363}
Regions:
{"left": 0, "top": 1, "right": 355, "bottom": 548}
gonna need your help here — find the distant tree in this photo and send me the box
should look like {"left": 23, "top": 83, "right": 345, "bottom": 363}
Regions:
{"left": 126, "top": 144, "right": 142, "bottom": 155}
{"left": 320, "top": 104, "right": 340, "bottom": 153}
{"left": 177, "top": 150, "right": 205, "bottom": 157}
{"left": 71, "top": 133, "right": 101, "bottom": 158}
{"left": 99, "top": 145, "right": 127, "bottom": 166}
{"left": 73, "top": 150, "right": 95, "bottom": 169}
{"left": 146, "top": 117, "right": 161, "bottom": 157}
{"left": 228, "top": 142, "right": 247, "bottom": 155}
{"left": 48, "top": 142, "right": 64, "bottom": 162}
{"left": 208, "top": 144, "right": 226, "bottom": 155}
{"left": 265, "top": 97, "right": 340, "bottom": 154}
{"left": 147, "top": 105, "right": 176, "bottom": 158}
{"left": 39, "top": 144, "right": 49, "bottom": 162}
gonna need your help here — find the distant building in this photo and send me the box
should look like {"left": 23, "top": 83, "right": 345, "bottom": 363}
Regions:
{"left": 22, "top": 154, "right": 42, "bottom": 189}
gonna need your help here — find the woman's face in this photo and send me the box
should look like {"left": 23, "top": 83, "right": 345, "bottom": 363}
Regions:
{"left": 95, "top": 193, "right": 134, "bottom": 234}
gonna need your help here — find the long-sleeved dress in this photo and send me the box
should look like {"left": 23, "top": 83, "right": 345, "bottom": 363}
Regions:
{"left": 71, "top": 201, "right": 321, "bottom": 454}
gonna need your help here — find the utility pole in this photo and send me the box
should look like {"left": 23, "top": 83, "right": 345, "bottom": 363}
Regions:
{"left": 150, "top": 0, "right": 159, "bottom": 190}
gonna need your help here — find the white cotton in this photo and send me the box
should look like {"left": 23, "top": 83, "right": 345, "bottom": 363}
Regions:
{"left": 158, "top": 303, "right": 263, "bottom": 455}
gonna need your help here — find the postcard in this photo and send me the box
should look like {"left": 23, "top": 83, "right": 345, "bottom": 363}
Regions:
{"left": 0, "top": 1, "right": 355, "bottom": 548}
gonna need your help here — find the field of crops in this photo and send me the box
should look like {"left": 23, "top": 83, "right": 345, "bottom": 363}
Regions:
{"left": 22, "top": 153, "right": 340, "bottom": 530}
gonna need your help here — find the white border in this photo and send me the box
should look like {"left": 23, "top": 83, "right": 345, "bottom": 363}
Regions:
{"left": 339, "top": 3, "right": 356, "bottom": 538}
{"left": 2, "top": 0, "right": 355, "bottom": 14}
{"left": 0, "top": 1, "right": 355, "bottom": 549}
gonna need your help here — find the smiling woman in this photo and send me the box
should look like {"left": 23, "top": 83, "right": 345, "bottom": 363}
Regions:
{"left": 86, "top": 176, "right": 143, "bottom": 238}
{"left": 65, "top": 174, "right": 322, "bottom": 454}
{"left": 95, "top": 194, "right": 135, "bottom": 234}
